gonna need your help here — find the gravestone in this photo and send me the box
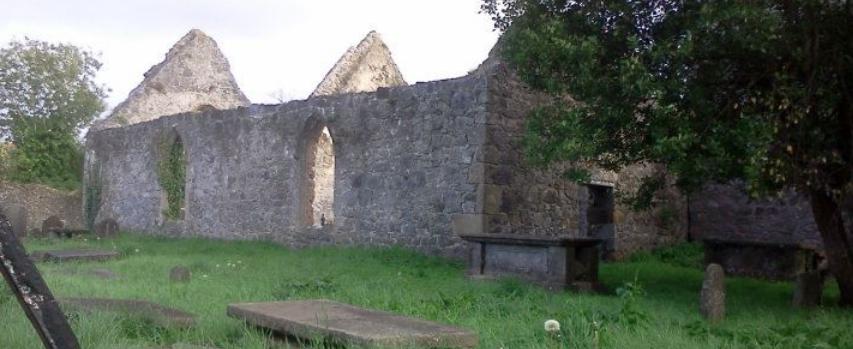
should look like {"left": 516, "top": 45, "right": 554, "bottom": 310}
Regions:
{"left": 94, "top": 219, "right": 119, "bottom": 238}
{"left": 700, "top": 263, "right": 726, "bottom": 322}
{"left": 60, "top": 298, "right": 196, "bottom": 328}
{"left": 33, "top": 249, "right": 120, "bottom": 262}
{"left": 170, "top": 266, "right": 191, "bottom": 282}
{"left": 1, "top": 204, "right": 28, "bottom": 238}
{"left": 40, "top": 216, "right": 64, "bottom": 238}
{"left": 792, "top": 271, "right": 823, "bottom": 308}
{"left": 227, "top": 299, "right": 478, "bottom": 348}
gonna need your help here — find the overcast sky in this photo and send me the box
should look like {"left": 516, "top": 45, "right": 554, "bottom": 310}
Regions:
{"left": 0, "top": 0, "right": 500, "bottom": 113}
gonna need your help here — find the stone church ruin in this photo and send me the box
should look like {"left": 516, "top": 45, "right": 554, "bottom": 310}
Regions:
{"left": 92, "top": 29, "right": 831, "bottom": 260}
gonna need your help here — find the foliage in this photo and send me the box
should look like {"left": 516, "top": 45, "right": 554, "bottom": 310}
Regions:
{"left": 629, "top": 242, "right": 705, "bottom": 269}
{"left": 84, "top": 163, "right": 102, "bottom": 230}
{"left": 0, "top": 38, "right": 106, "bottom": 189}
{"left": 482, "top": 0, "right": 853, "bottom": 304}
{"left": 4, "top": 127, "right": 83, "bottom": 190}
{"left": 157, "top": 136, "right": 186, "bottom": 220}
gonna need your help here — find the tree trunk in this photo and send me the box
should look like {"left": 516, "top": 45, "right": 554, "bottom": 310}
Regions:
{"left": 810, "top": 190, "right": 853, "bottom": 307}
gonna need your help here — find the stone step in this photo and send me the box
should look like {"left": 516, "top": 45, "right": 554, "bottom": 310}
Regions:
{"left": 60, "top": 297, "right": 196, "bottom": 329}
{"left": 30, "top": 249, "right": 119, "bottom": 262}
{"left": 227, "top": 299, "right": 477, "bottom": 348}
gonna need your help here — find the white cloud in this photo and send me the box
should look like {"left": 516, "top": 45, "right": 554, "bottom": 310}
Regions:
{"left": 0, "top": 0, "right": 499, "bottom": 111}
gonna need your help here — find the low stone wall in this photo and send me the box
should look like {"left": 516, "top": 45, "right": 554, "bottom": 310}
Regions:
{"left": 0, "top": 181, "right": 84, "bottom": 234}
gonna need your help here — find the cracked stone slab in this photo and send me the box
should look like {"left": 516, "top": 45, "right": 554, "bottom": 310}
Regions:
{"left": 31, "top": 249, "right": 119, "bottom": 262}
{"left": 227, "top": 299, "right": 477, "bottom": 348}
{"left": 60, "top": 297, "right": 196, "bottom": 329}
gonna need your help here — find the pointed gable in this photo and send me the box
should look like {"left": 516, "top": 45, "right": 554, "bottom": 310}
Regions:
{"left": 94, "top": 29, "right": 250, "bottom": 130}
{"left": 310, "top": 31, "right": 407, "bottom": 97}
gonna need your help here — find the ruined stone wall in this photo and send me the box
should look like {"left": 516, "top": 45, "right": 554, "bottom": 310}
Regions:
{"left": 475, "top": 59, "right": 688, "bottom": 258}
{"left": 689, "top": 183, "right": 853, "bottom": 249}
{"left": 0, "top": 181, "right": 84, "bottom": 233}
{"left": 87, "top": 72, "right": 488, "bottom": 258}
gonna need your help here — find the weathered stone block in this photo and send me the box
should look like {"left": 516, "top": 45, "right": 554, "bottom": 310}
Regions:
{"left": 40, "top": 215, "right": 64, "bottom": 238}
{"left": 1, "top": 203, "right": 27, "bottom": 238}
{"left": 700, "top": 263, "right": 725, "bottom": 322}
{"left": 94, "top": 218, "right": 119, "bottom": 238}
{"left": 227, "top": 299, "right": 478, "bottom": 348}
{"left": 451, "top": 214, "right": 483, "bottom": 236}
{"left": 169, "top": 266, "right": 191, "bottom": 283}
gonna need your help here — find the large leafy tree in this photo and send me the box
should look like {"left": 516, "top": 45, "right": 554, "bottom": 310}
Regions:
{"left": 482, "top": 0, "right": 853, "bottom": 305}
{"left": 0, "top": 38, "right": 107, "bottom": 188}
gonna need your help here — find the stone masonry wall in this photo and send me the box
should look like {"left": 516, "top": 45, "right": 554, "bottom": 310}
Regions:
{"left": 690, "top": 183, "right": 853, "bottom": 250}
{"left": 0, "top": 181, "right": 84, "bottom": 233}
{"left": 471, "top": 57, "right": 688, "bottom": 258}
{"left": 87, "top": 72, "right": 488, "bottom": 258}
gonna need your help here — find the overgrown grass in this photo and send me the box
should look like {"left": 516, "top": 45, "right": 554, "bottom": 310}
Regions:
{"left": 2, "top": 236, "right": 851, "bottom": 348}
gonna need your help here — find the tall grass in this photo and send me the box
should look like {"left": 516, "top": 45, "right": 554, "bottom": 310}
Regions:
{"left": 1, "top": 235, "right": 850, "bottom": 348}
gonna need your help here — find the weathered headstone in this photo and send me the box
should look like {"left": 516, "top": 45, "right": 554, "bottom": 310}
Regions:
{"left": 0, "top": 213, "right": 81, "bottom": 348}
{"left": 94, "top": 218, "right": 119, "bottom": 238}
{"left": 1, "top": 203, "right": 28, "bottom": 238}
{"left": 700, "top": 263, "right": 726, "bottom": 322}
{"left": 227, "top": 299, "right": 478, "bottom": 348}
{"left": 792, "top": 271, "right": 823, "bottom": 308}
{"left": 169, "top": 266, "right": 191, "bottom": 283}
{"left": 40, "top": 216, "right": 64, "bottom": 238}
{"left": 60, "top": 298, "right": 196, "bottom": 329}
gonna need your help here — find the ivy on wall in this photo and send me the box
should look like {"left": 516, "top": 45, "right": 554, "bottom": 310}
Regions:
{"left": 84, "top": 164, "right": 102, "bottom": 230}
{"left": 158, "top": 136, "right": 186, "bottom": 220}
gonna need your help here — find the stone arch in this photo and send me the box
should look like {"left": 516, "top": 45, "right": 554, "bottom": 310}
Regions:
{"left": 157, "top": 128, "right": 188, "bottom": 221}
{"left": 296, "top": 117, "right": 336, "bottom": 228}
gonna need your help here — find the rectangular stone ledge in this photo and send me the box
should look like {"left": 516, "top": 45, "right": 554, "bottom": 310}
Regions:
{"left": 227, "top": 300, "right": 478, "bottom": 348}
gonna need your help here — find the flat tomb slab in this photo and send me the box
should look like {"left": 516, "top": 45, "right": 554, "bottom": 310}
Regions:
{"left": 60, "top": 297, "right": 196, "bottom": 328}
{"left": 227, "top": 299, "right": 478, "bottom": 348}
{"left": 32, "top": 249, "right": 119, "bottom": 262}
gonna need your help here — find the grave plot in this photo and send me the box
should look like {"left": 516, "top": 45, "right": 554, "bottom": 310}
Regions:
{"left": 30, "top": 249, "right": 119, "bottom": 262}
{"left": 227, "top": 299, "right": 478, "bottom": 348}
{"left": 60, "top": 298, "right": 196, "bottom": 329}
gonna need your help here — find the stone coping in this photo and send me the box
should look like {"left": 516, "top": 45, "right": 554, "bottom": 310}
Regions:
{"left": 702, "top": 238, "right": 819, "bottom": 251}
{"left": 227, "top": 299, "right": 478, "bottom": 348}
{"left": 459, "top": 233, "right": 603, "bottom": 247}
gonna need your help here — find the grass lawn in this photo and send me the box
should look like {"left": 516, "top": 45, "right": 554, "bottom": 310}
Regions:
{"left": 2, "top": 234, "right": 852, "bottom": 349}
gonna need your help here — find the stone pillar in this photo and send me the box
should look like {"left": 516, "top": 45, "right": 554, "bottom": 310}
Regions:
{"left": 700, "top": 263, "right": 726, "bottom": 322}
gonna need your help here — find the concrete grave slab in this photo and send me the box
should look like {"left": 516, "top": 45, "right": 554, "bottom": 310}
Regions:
{"left": 32, "top": 249, "right": 119, "bottom": 262}
{"left": 227, "top": 299, "right": 477, "bottom": 348}
{"left": 60, "top": 298, "right": 196, "bottom": 328}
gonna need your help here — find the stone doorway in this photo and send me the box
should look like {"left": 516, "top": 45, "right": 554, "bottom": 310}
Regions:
{"left": 584, "top": 184, "right": 615, "bottom": 255}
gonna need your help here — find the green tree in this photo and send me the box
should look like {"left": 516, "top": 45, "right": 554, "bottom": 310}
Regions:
{"left": 482, "top": 0, "right": 853, "bottom": 305}
{"left": 0, "top": 38, "right": 107, "bottom": 188}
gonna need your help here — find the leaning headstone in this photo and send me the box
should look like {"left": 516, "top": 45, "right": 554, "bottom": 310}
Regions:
{"left": 169, "top": 266, "right": 191, "bottom": 283}
{"left": 1, "top": 204, "right": 28, "bottom": 238}
{"left": 700, "top": 263, "right": 726, "bottom": 322}
{"left": 41, "top": 216, "right": 64, "bottom": 238}
{"left": 94, "top": 218, "right": 119, "bottom": 238}
{"left": 0, "top": 212, "right": 81, "bottom": 348}
{"left": 792, "top": 271, "right": 823, "bottom": 308}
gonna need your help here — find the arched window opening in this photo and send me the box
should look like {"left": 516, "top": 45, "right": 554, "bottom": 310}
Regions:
{"left": 158, "top": 132, "right": 186, "bottom": 221}
{"left": 307, "top": 126, "right": 335, "bottom": 227}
